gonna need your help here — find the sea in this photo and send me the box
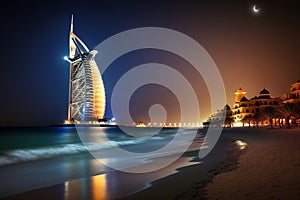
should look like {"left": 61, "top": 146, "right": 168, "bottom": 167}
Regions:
{"left": 0, "top": 126, "right": 234, "bottom": 199}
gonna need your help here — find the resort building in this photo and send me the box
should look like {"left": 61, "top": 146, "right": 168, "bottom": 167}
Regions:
{"left": 65, "top": 16, "right": 106, "bottom": 124}
{"left": 205, "top": 80, "right": 300, "bottom": 127}
{"left": 203, "top": 104, "right": 232, "bottom": 128}
{"left": 281, "top": 80, "right": 300, "bottom": 104}
{"left": 232, "top": 87, "right": 280, "bottom": 126}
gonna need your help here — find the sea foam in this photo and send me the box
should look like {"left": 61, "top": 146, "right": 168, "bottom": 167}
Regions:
{"left": 0, "top": 139, "right": 147, "bottom": 167}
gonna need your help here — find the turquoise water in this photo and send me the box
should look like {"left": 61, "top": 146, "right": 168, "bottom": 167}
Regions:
{"left": 0, "top": 126, "right": 205, "bottom": 199}
{"left": 0, "top": 126, "right": 182, "bottom": 167}
{"left": 0, "top": 127, "right": 80, "bottom": 151}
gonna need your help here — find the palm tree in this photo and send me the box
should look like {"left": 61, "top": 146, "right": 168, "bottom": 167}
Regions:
{"left": 242, "top": 115, "right": 253, "bottom": 127}
{"left": 253, "top": 112, "right": 264, "bottom": 128}
{"left": 224, "top": 116, "right": 234, "bottom": 127}
{"left": 240, "top": 116, "right": 247, "bottom": 127}
{"left": 261, "top": 107, "right": 276, "bottom": 128}
{"left": 276, "top": 102, "right": 300, "bottom": 128}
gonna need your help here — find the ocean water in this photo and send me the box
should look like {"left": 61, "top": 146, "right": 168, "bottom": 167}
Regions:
{"left": 0, "top": 126, "right": 206, "bottom": 199}
{"left": 0, "top": 127, "right": 195, "bottom": 167}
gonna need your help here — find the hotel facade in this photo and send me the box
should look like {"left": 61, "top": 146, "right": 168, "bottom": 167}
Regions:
{"left": 231, "top": 87, "right": 281, "bottom": 126}
{"left": 281, "top": 80, "right": 300, "bottom": 104}
{"left": 230, "top": 80, "right": 300, "bottom": 126}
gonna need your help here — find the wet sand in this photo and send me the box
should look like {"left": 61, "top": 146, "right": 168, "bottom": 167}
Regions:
{"left": 123, "top": 128, "right": 242, "bottom": 200}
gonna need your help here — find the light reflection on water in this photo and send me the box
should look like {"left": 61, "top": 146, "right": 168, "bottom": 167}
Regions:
{"left": 64, "top": 174, "right": 107, "bottom": 200}
{"left": 235, "top": 140, "right": 247, "bottom": 150}
{"left": 0, "top": 127, "right": 202, "bottom": 199}
{"left": 61, "top": 155, "right": 199, "bottom": 200}
{"left": 92, "top": 175, "right": 107, "bottom": 200}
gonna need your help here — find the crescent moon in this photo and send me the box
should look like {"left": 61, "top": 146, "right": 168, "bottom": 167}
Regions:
{"left": 253, "top": 5, "right": 260, "bottom": 13}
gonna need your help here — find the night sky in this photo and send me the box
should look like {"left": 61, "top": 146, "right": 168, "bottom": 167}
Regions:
{"left": 0, "top": 0, "right": 299, "bottom": 126}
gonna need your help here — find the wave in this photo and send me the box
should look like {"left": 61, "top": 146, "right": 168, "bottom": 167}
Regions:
{"left": 0, "top": 128, "right": 202, "bottom": 167}
{"left": 0, "top": 138, "right": 147, "bottom": 167}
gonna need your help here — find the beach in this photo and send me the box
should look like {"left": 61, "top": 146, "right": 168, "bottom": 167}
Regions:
{"left": 205, "top": 128, "right": 300, "bottom": 200}
{"left": 125, "top": 127, "right": 300, "bottom": 200}
{"left": 1, "top": 127, "right": 300, "bottom": 199}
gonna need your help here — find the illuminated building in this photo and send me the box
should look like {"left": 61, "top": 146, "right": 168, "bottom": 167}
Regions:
{"left": 65, "top": 15, "right": 106, "bottom": 124}
{"left": 281, "top": 80, "right": 300, "bottom": 104}
{"left": 232, "top": 87, "right": 280, "bottom": 126}
{"left": 136, "top": 121, "right": 146, "bottom": 127}
{"left": 206, "top": 81, "right": 300, "bottom": 127}
{"left": 234, "top": 87, "right": 246, "bottom": 102}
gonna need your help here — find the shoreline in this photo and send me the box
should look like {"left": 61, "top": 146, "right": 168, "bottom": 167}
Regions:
{"left": 124, "top": 127, "right": 300, "bottom": 200}
{"left": 0, "top": 128, "right": 217, "bottom": 199}
{"left": 2, "top": 127, "right": 300, "bottom": 199}
{"left": 123, "top": 128, "right": 246, "bottom": 200}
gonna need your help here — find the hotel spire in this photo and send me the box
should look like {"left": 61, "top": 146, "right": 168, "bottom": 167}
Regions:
{"left": 70, "top": 14, "right": 73, "bottom": 33}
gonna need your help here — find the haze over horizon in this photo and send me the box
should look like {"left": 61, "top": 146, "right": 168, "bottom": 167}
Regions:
{"left": 0, "top": 0, "right": 299, "bottom": 126}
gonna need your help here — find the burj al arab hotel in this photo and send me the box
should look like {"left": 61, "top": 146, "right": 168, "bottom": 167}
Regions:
{"left": 64, "top": 15, "right": 106, "bottom": 124}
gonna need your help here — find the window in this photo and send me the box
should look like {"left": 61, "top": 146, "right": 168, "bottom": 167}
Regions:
{"left": 264, "top": 101, "right": 267, "bottom": 105}
{"left": 255, "top": 102, "right": 260, "bottom": 106}
{"left": 246, "top": 109, "right": 249, "bottom": 113}
{"left": 269, "top": 102, "right": 272, "bottom": 105}
{"left": 256, "top": 108, "right": 259, "bottom": 112}
{"left": 237, "top": 110, "right": 240, "bottom": 114}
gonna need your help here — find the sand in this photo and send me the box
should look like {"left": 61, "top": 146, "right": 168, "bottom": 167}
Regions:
{"left": 123, "top": 129, "right": 242, "bottom": 200}
{"left": 126, "top": 128, "right": 300, "bottom": 200}
{"left": 204, "top": 128, "right": 300, "bottom": 199}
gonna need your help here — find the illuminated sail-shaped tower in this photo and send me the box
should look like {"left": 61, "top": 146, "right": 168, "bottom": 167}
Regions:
{"left": 66, "top": 15, "right": 105, "bottom": 123}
